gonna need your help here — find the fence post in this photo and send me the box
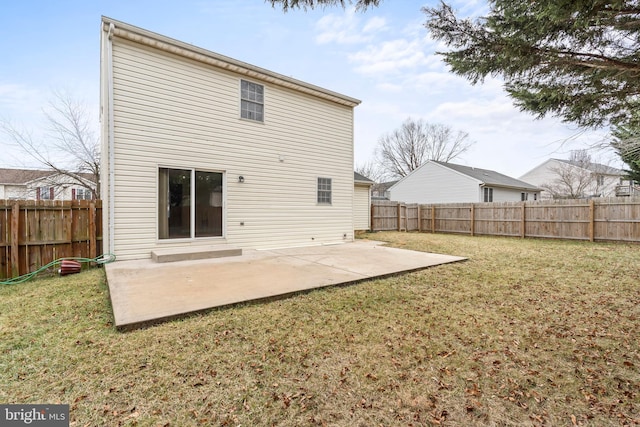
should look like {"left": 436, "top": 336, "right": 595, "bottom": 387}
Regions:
{"left": 417, "top": 205, "right": 421, "bottom": 232}
{"left": 470, "top": 204, "right": 475, "bottom": 236}
{"left": 11, "top": 202, "right": 19, "bottom": 278}
{"left": 370, "top": 202, "right": 375, "bottom": 232}
{"left": 589, "top": 199, "right": 595, "bottom": 242}
{"left": 521, "top": 202, "right": 526, "bottom": 239}
{"left": 89, "top": 201, "right": 97, "bottom": 259}
{"left": 431, "top": 206, "right": 436, "bottom": 233}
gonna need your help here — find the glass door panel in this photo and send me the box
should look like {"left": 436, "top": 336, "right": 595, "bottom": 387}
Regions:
{"left": 195, "top": 171, "right": 223, "bottom": 237}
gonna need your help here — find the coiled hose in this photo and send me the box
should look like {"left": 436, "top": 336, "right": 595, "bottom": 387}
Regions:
{"left": 0, "top": 254, "right": 116, "bottom": 285}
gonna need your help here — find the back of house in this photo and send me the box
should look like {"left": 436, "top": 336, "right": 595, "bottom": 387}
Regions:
{"left": 100, "top": 17, "right": 360, "bottom": 260}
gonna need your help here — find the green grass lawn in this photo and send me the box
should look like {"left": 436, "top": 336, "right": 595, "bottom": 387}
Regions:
{"left": 1, "top": 232, "right": 639, "bottom": 426}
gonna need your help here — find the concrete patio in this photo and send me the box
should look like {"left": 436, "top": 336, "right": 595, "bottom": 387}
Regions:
{"left": 105, "top": 240, "right": 466, "bottom": 328}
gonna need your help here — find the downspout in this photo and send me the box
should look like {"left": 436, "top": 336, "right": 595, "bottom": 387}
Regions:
{"left": 107, "top": 22, "right": 116, "bottom": 254}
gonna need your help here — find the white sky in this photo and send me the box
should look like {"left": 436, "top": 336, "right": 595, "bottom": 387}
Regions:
{"left": 0, "top": 0, "right": 618, "bottom": 178}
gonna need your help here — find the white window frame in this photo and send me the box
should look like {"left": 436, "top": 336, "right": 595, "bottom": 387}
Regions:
{"left": 240, "top": 79, "right": 264, "bottom": 122}
{"left": 39, "top": 186, "right": 53, "bottom": 200}
{"left": 76, "top": 188, "right": 92, "bottom": 200}
{"left": 317, "top": 177, "right": 332, "bottom": 205}
{"left": 483, "top": 187, "right": 493, "bottom": 203}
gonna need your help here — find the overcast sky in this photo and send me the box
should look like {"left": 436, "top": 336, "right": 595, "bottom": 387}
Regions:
{"left": 0, "top": 0, "right": 617, "bottom": 179}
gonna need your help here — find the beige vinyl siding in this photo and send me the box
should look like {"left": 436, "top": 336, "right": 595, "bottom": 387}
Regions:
{"left": 109, "top": 39, "right": 355, "bottom": 260}
{"left": 353, "top": 184, "right": 371, "bottom": 230}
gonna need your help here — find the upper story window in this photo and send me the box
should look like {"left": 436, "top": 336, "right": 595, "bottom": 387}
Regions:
{"left": 596, "top": 175, "right": 605, "bottom": 186}
{"left": 240, "top": 80, "right": 264, "bottom": 122}
{"left": 317, "top": 177, "right": 332, "bottom": 204}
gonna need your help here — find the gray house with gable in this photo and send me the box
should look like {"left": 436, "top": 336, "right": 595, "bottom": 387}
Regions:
{"left": 388, "top": 161, "right": 541, "bottom": 204}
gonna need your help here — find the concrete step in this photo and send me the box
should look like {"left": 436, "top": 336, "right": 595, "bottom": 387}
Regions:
{"left": 151, "top": 245, "right": 242, "bottom": 263}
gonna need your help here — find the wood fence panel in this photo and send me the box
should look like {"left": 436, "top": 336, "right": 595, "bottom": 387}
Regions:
{"left": 0, "top": 200, "right": 103, "bottom": 280}
{"left": 372, "top": 198, "right": 640, "bottom": 244}
{"left": 475, "top": 202, "right": 520, "bottom": 237}
{"left": 525, "top": 200, "right": 591, "bottom": 240}
{"left": 0, "top": 207, "right": 8, "bottom": 278}
{"left": 406, "top": 204, "right": 420, "bottom": 231}
{"left": 371, "top": 200, "right": 402, "bottom": 231}
{"left": 594, "top": 199, "right": 640, "bottom": 242}
{"left": 419, "top": 206, "right": 432, "bottom": 232}
{"left": 436, "top": 204, "right": 472, "bottom": 234}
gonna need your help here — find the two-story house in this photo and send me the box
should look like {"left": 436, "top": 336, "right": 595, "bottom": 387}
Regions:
{"left": 100, "top": 17, "right": 361, "bottom": 260}
{"left": 0, "top": 168, "right": 96, "bottom": 200}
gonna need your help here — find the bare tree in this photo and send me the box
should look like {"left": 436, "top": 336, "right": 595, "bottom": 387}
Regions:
{"left": 268, "top": 0, "right": 380, "bottom": 11}
{"left": 541, "top": 150, "right": 608, "bottom": 199}
{"left": 355, "top": 160, "right": 384, "bottom": 183}
{"left": 0, "top": 90, "right": 99, "bottom": 198}
{"left": 375, "top": 118, "right": 473, "bottom": 179}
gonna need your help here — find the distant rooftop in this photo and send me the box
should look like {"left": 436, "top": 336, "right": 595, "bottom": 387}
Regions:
{"left": 433, "top": 161, "right": 540, "bottom": 191}
{"left": 555, "top": 159, "right": 623, "bottom": 175}
{"left": 354, "top": 171, "right": 374, "bottom": 183}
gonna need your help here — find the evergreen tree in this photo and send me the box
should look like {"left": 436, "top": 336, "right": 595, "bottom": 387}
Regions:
{"left": 423, "top": 1, "right": 640, "bottom": 128}
{"left": 612, "top": 120, "right": 640, "bottom": 182}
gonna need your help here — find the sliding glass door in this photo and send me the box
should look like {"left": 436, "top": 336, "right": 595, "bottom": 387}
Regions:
{"left": 159, "top": 168, "right": 223, "bottom": 239}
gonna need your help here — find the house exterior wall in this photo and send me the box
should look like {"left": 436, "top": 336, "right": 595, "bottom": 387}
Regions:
{"left": 0, "top": 183, "right": 86, "bottom": 200}
{"left": 389, "top": 162, "right": 479, "bottom": 203}
{"left": 520, "top": 159, "right": 620, "bottom": 199}
{"left": 101, "top": 21, "right": 358, "bottom": 260}
{"left": 489, "top": 186, "right": 538, "bottom": 202}
{"left": 353, "top": 183, "right": 371, "bottom": 230}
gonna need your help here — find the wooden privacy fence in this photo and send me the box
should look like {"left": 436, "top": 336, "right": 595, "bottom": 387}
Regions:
{"left": 0, "top": 200, "right": 103, "bottom": 280}
{"left": 371, "top": 198, "right": 640, "bottom": 243}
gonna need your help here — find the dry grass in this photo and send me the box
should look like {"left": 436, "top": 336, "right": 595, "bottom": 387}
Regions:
{"left": 1, "top": 232, "right": 639, "bottom": 426}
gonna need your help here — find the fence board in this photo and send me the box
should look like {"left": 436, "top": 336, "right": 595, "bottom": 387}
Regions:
{"left": 0, "top": 199, "right": 103, "bottom": 280}
{"left": 372, "top": 198, "right": 640, "bottom": 244}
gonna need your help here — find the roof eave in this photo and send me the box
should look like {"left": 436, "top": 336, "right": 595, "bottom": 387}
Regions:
{"left": 101, "top": 16, "right": 361, "bottom": 108}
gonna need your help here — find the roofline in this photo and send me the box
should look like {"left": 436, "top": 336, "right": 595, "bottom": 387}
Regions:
{"left": 480, "top": 183, "right": 542, "bottom": 192}
{"left": 389, "top": 161, "right": 541, "bottom": 192}
{"left": 101, "top": 16, "right": 361, "bottom": 108}
{"left": 355, "top": 179, "right": 374, "bottom": 186}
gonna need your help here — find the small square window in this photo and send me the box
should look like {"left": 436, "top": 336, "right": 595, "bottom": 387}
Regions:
{"left": 317, "top": 178, "right": 332, "bottom": 204}
{"left": 240, "top": 80, "right": 264, "bottom": 122}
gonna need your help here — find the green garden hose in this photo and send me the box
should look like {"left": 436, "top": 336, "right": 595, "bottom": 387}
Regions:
{"left": 0, "top": 254, "right": 116, "bottom": 285}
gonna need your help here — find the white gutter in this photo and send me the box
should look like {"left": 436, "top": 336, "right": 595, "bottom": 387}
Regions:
{"left": 107, "top": 22, "right": 115, "bottom": 254}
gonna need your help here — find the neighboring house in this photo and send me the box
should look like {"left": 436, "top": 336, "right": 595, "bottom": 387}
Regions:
{"left": 0, "top": 168, "right": 96, "bottom": 201}
{"left": 372, "top": 181, "right": 396, "bottom": 200}
{"left": 388, "top": 161, "right": 540, "bottom": 204}
{"left": 100, "top": 17, "right": 361, "bottom": 260}
{"left": 354, "top": 172, "right": 374, "bottom": 231}
{"left": 519, "top": 158, "right": 625, "bottom": 199}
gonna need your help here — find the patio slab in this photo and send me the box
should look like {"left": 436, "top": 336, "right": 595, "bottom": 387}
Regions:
{"left": 104, "top": 240, "right": 466, "bottom": 328}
